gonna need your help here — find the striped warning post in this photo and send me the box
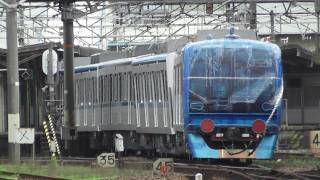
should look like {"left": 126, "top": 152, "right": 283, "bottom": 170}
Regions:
{"left": 48, "top": 114, "right": 61, "bottom": 157}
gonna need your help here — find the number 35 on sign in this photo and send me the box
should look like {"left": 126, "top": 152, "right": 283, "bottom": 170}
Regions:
{"left": 310, "top": 131, "right": 320, "bottom": 156}
{"left": 97, "top": 153, "right": 116, "bottom": 168}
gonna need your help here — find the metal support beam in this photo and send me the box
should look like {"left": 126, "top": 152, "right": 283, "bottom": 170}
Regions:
{"left": 62, "top": 2, "right": 75, "bottom": 139}
{"left": 0, "top": 0, "right": 16, "bottom": 8}
{"left": 6, "top": 0, "right": 20, "bottom": 163}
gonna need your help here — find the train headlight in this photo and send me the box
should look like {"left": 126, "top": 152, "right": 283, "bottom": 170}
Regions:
{"left": 252, "top": 119, "right": 266, "bottom": 134}
{"left": 200, "top": 119, "right": 214, "bottom": 134}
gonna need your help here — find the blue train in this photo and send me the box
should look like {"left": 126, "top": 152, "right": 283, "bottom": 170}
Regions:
{"left": 65, "top": 30, "right": 283, "bottom": 159}
{"left": 183, "top": 34, "right": 283, "bottom": 159}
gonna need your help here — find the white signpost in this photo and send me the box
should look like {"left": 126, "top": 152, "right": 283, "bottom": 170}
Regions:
{"left": 15, "top": 128, "right": 35, "bottom": 144}
{"left": 97, "top": 153, "right": 116, "bottom": 168}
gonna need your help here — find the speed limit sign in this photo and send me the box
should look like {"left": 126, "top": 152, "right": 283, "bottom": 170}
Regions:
{"left": 97, "top": 153, "right": 116, "bottom": 167}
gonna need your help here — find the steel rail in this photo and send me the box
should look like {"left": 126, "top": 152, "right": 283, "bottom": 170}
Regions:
{"left": 0, "top": 171, "right": 69, "bottom": 180}
{"left": 0, "top": 157, "right": 318, "bottom": 179}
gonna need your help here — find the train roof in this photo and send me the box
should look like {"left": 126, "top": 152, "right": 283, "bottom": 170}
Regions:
{"left": 74, "top": 53, "right": 168, "bottom": 73}
{"left": 184, "top": 38, "right": 280, "bottom": 52}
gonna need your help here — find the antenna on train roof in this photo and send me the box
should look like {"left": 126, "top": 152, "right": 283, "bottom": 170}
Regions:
{"left": 225, "top": 27, "right": 240, "bottom": 39}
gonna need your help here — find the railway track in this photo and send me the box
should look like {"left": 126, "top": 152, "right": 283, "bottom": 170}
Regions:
{"left": 1, "top": 157, "right": 320, "bottom": 180}
{"left": 0, "top": 171, "right": 68, "bottom": 180}
{"left": 173, "top": 163, "right": 319, "bottom": 180}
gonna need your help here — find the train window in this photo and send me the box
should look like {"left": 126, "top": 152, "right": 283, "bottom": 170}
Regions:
{"left": 132, "top": 74, "right": 135, "bottom": 102}
{"left": 107, "top": 75, "right": 110, "bottom": 102}
{"left": 95, "top": 77, "right": 99, "bottom": 103}
{"left": 142, "top": 73, "right": 146, "bottom": 102}
{"left": 145, "top": 72, "right": 150, "bottom": 102}
{"left": 100, "top": 76, "right": 103, "bottom": 103}
{"left": 75, "top": 79, "right": 78, "bottom": 105}
{"left": 144, "top": 73, "right": 148, "bottom": 101}
{"left": 127, "top": 73, "right": 129, "bottom": 101}
{"left": 98, "top": 76, "right": 101, "bottom": 104}
{"left": 146, "top": 72, "right": 150, "bottom": 102}
{"left": 128, "top": 73, "right": 132, "bottom": 102}
{"left": 234, "top": 48, "right": 249, "bottom": 77}
{"left": 138, "top": 74, "right": 142, "bottom": 102}
{"left": 121, "top": 73, "right": 128, "bottom": 101}
{"left": 79, "top": 79, "right": 83, "bottom": 104}
{"left": 136, "top": 74, "right": 139, "bottom": 102}
{"left": 118, "top": 73, "right": 121, "bottom": 101}
{"left": 106, "top": 75, "right": 110, "bottom": 103}
{"left": 140, "top": 73, "right": 144, "bottom": 102}
{"left": 90, "top": 77, "right": 94, "bottom": 104}
{"left": 76, "top": 79, "right": 79, "bottom": 105}
{"left": 109, "top": 75, "right": 112, "bottom": 102}
{"left": 95, "top": 77, "right": 98, "bottom": 103}
{"left": 85, "top": 78, "right": 89, "bottom": 104}
{"left": 134, "top": 74, "right": 139, "bottom": 102}
{"left": 114, "top": 74, "right": 117, "bottom": 102}
{"left": 92, "top": 77, "right": 96, "bottom": 104}
{"left": 102, "top": 76, "right": 105, "bottom": 103}
{"left": 111, "top": 74, "right": 114, "bottom": 102}
{"left": 159, "top": 71, "right": 164, "bottom": 102}
{"left": 153, "top": 72, "right": 158, "bottom": 101}
{"left": 150, "top": 72, "right": 153, "bottom": 102}
{"left": 164, "top": 71, "right": 168, "bottom": 101}
{"left": 121, "top": 73, "right": 124, "bottom": 101}
{"left": 83, "top": 79, "right": 87, "bottom": 104}
{"left": 161, "top": 70, "right": 167, "bottom": 101}
{"left": 150, "top": 72, "right": 155, "bottom": 102}
{"left": 89, "top": 78, "right": 93, "bottom": 104}
{"left": 104, "top": 75, "right": 110, "bottom": 103}
{"left": 111, "top": 74, "right": 117, "bottom": 102}
{"left": 78, "top": 79, "right": 82, "bottom": 105}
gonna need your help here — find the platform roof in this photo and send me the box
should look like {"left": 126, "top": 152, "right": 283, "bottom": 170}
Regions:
{"left": 0, "top": 42, "right": 105, "bottom": 68}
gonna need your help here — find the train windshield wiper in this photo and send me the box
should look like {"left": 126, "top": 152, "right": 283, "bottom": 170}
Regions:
{"left": 189, "top": 90, "right": 207, "bottom": 104}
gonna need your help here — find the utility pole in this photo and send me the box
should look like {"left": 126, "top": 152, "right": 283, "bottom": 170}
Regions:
{"left": 5, "top": 0, "right": 20, "bottom": 163}
{"left": 249, "top": 0, "right": 256, "bottom": 30}
{"left": 61, "top": 2, "right": 76, "bottom": 154}
{"left": 270, "top": 10, "right": 275, "bottom": 43}
{"left": 47, "top": 42, "right": 55, "bottom": 113}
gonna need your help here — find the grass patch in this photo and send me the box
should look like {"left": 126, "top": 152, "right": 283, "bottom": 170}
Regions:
{"left": 0, "top": 162, "right": 151, "bottom": 180}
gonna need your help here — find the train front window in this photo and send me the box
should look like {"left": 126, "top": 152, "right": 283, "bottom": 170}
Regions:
{"left": 188, "top": 46, "right": 278, "bottom": 113}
